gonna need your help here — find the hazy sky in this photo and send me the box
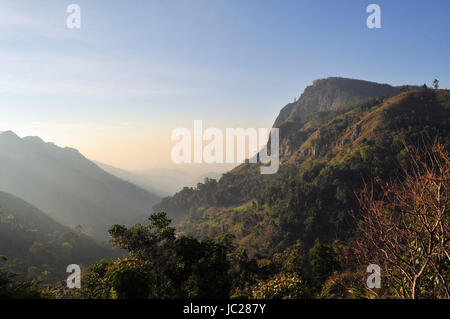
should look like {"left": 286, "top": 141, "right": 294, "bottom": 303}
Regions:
{"left": 0, "top": 0, "right": 449, "bottom": 170}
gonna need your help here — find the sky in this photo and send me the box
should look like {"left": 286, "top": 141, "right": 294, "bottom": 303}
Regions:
{"left": 0, "top": 0, "right": 449, "bottom": 170}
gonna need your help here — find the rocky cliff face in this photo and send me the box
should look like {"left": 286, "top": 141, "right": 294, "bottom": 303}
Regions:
{"left": 273, "top": 77, "right": 400, "bottom": 127}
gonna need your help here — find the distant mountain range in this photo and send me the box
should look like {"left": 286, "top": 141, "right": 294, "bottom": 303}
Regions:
{"left": 96, "top": 162, "right": 226, "bottom": 196}
{"left": 0, "top": 131, "right": 160, "bottom": 240}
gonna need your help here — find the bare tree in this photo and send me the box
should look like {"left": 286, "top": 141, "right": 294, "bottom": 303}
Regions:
{"left": 355, "top": 141, "right": 449, "bottom": 299}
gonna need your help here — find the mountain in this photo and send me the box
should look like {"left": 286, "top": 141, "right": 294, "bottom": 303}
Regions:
{"left": 96, "top": 162, "right": 226, "bottom": 196}
{"left": 273, "top": 77, "right": 402, "bottom": 127}
{"left": 0, "top": 190, "right": 117, "bottom": 283}
{"left": 0, "top": 133, "right": 160, "bottom": 240}
{"left": 93, "top": 161, "right": 168, "bottom": 196}
{"left": 154, "top": 78, "right": 450, "bottom": 255}
{"left": 135, "top": 168, "right": 227, "bottom": 195}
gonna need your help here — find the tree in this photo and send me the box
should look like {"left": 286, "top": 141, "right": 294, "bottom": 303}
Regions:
{"left": 81, "top": 212, "right": 232, "bottom": 299}
{"left": 433, "top": 79, "right": 440, "bottom": 90}
{"left": 320, "top": 271, "right": 372, "bottom": 299}
{"left": 0, "top": 256, "right": 44, "bottom": 299}
{"left": 177, "top": 237, "right": 230, "bottom": 298}
{"left": 400, "top": 85, "right": 410, "bottom": 92}
{"left": 273, "top": 241, "right": 303, "bottom": 274}
{"left": 75, "top": 257, "right": 159, "bottom": 299}
{"left": 251, "top": 273, "right": 307, "bottom": 299}
{"left": 355, "top": 142, "right": 449, "bottom": 299}
{"left": 309, "top": 242, "right": 340, "bottom": 290}
{"left": 109, "top": 211, "right": 176, "bottom": 260}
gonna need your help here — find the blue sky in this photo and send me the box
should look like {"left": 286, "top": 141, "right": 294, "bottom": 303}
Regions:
{"left": 0, "top": 0, "right": 449, "bottom": 169}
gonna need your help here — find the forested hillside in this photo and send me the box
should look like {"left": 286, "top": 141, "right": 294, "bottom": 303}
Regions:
{"left": 0, "top": 191, "right": 118, "bottom": 284}
{"left": 155, "top": 81, "right": 450, "bottom": 256}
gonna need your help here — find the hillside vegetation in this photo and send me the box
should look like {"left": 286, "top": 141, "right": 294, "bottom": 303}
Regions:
{"left": 155, "top": 81, "right": 450, "bottom": 256}
{"left": 0, "top": 191, "right": 117, "bottom": 284}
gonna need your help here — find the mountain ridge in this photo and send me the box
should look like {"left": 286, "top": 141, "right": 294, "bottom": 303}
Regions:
{"left": 0, "top": 132, "right": 160, "bottom": 240}
{"left": 272, "top": 77, "right": 417, "bottom": 128}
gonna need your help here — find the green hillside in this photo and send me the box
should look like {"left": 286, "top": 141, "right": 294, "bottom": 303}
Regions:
{"left": 0, "top": 191, "right": 118, "bottom": 284}
{"left": 154, "top": 84, "right": 450, "bottom": 255}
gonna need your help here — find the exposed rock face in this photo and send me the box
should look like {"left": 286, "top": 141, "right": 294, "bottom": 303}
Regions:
{"left": 272, "top": 77, "right": 403, "bottom": 164}
{"left": 273, "top": 77, "right": 400, "bottom": 127}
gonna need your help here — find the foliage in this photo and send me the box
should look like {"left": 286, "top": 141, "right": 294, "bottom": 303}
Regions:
{"left": 0, "top": 191, "right": 118, "bottom": 284}
{"left": 157, "top": 90, "right": 449, "bottom": 260}
{"left": 251, "top": 273, "right": 307, "bottom": 299}
{"left": 320, "top": 271, "right": 370, "bottom": 299}
{"left": 309, "top": 242, "right": 341, "bottom": 289}
{"left": 433, "top": 79, "right": 439, "bottom": 90}
{"left": 355, "top": 142, "right": 450, "bottom": 299}
{"left": 0, "top": 257, "right": 45, "bottom": 299}
{"left": 152, "top": 89, "right": 449, "bottom": 299}
{"left": 74, "top": 213, "right": 231, "bottom": 299}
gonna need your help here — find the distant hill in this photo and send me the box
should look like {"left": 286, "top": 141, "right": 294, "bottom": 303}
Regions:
{"left": 0, "top": 190, "right": 117, "bottom": 283}
{"left": 190, "top": 171, "right": 223, "bottom": 186}
{"left": 94, "top": 161, "right": 168, "bottom": 196}
{"left": 96, "top": 162, "right": 226, "bottom": 196}
{"left": 133, "top": 167, "right": 228, "bottom": 196}
{"left": 155, "top": 78, "right": 450, "bottom": 255}
{"left": 0, "top": 132, "right": 160, "bottom": 240}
